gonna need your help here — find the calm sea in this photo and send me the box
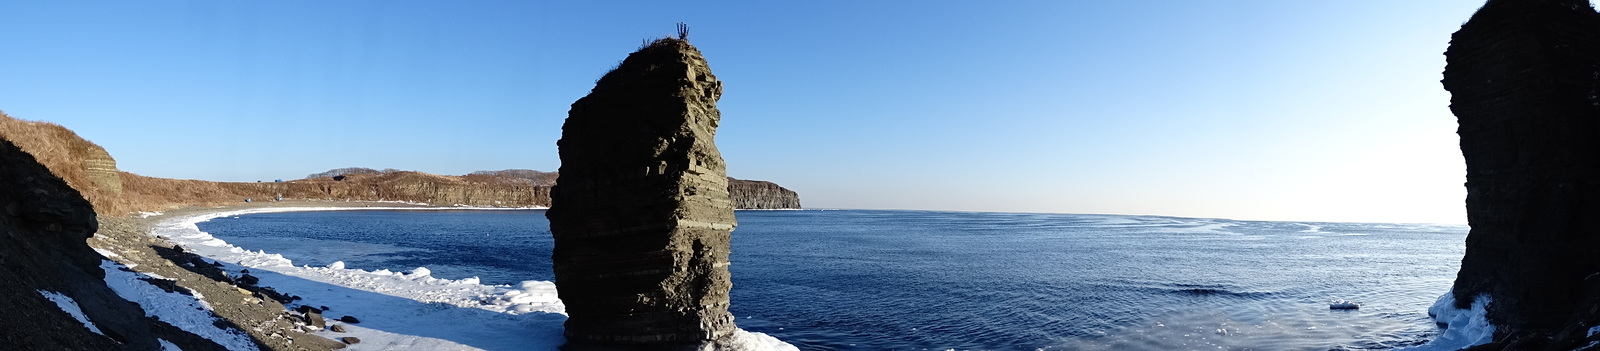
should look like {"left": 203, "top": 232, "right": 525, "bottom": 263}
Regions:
{"left": 198, "top": 209, "right": 1467, "bottom": 350}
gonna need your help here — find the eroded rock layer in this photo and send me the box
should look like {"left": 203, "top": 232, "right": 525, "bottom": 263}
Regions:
{"left": 546, "top": 37, "right": 738, "bottom": 345}
{"left": 1445, "top": 0, "right": 1600, "bottom": 342}
{"left": 728, "top": 178, "right": 800, "bottom": 209}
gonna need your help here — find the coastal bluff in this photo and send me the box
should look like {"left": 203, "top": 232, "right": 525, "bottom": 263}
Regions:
{"left": 0, "top": 111, "right": 800, "bottom": 214}
{"left": 1441, "top": 0, "right": 1600, "bottom": 348}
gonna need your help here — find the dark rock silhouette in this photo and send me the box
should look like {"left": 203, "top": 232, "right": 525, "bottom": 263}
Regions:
{"left": 0, "top": 137, "right": 161, "bottom": 349}
{"left": 1443, "top": 0, "right": 1600, "bottom": 347}
{"left": 547, "top": 35, "right": 738, "bottom": 346}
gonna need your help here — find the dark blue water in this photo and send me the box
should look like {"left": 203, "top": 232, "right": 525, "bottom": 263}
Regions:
{"left": 198, "top": 209, "right": 1468, "bottom": 350}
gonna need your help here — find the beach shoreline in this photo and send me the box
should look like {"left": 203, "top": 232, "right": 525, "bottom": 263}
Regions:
{"left": 92, "top": 200, "right": 794, "bottom": 351}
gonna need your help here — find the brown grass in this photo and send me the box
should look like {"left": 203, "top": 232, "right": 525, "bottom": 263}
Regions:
{"left": 0, "top": 110, "right": 122, "bottom": 212}
{"left": 2, "top": 111, "right": 553, "bottom": 215}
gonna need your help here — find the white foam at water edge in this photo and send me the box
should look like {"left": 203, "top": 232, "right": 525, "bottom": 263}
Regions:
{"left": 154, "top": 207, "right": 799, "bottom": 351}
{"left": 1396, "top": 291, "right": 1494, "bottom": 351}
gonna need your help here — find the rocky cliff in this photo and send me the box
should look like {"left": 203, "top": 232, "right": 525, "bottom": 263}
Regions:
{"left": 0, "top": 137, "right": 160, "bottom": 349}
{"left": 546, "top": 33, "right": 739, "bottom": 346}
{"left": 728, "top": 178, "right": 800, "bottom": 209}
{"left": 1442, "top": 0, "right": 1600, "bottom": 348}
{"left": 1, "top": 111, "right": 798, "bottom": 213}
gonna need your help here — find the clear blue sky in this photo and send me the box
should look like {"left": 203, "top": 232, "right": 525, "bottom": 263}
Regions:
{"left": 0, "top": 1, "right": 1486, "bottom": 223}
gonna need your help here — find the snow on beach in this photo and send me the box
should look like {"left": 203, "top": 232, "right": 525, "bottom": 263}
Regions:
{"left": 101, "top": 259, "right": 260, "bottom": 350}
{"left": 151, "top": 206, "right": 796, "bottom": 350}
{"left": 37, "top": 290, "right": 105, "bottom": 336}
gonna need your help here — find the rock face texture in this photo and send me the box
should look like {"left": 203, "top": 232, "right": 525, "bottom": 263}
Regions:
{"left": 546, "top": 37, "right": 738, "bottom": 346}
{"left": 728, "top": 178, "right": 800, "bottom": 209}
{"left": 0, "top": 137, "right": 161, "bottom": 349}
{"left": 1444, "top": 0, "right": 1600, "bottom": 345}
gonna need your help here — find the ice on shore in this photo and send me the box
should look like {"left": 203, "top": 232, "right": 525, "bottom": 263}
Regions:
{"left": 1396, "top": 292, "right": 1494, "bottom": 351}
{"left": 100, "top": 259, "right": 259, "bottom": 351}
{"left": 155, "top": 207, "right": 797, "bottom": 350}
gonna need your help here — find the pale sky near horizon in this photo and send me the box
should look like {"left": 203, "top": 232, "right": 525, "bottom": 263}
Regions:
{"left": 0, "top": 1, "right": 1489, "bottom": 224}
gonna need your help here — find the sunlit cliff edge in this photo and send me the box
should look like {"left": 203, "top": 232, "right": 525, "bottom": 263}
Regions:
{"left": 0, "top": 111, "right": 801, "bottom": 215}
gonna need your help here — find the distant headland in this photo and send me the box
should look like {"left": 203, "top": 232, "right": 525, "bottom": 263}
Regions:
{"left": 0, "top": 111, "right": 801, "bottom": 215}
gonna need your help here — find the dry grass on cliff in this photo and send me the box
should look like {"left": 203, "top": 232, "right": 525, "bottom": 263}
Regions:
{"left": 0, "top": 111, "right": 118, "bottom": 208}
{"left": 0, "top": 111, "right": 91, "bottom": 189}
{"left": 0, "top": 110, "right": 559, "bottom": 214}
{"left": 0, "top": 111, "right": 272, "bottom": 213}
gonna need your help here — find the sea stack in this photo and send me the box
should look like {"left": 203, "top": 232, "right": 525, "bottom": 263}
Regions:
{"left": 1443, "top": 0, "right": 1600, "bottom": 343}
{"left": 546, "top": 27, "right": 738, "bottom": 347}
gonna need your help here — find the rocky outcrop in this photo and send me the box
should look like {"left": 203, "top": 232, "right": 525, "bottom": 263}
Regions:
{"left": 1442, "top": 0, "right": 1600, "bottom": 348}
{"left": 115, "top": 170, "right": 552, "bottom": 209}
{"left": 470, "top": 169, "right": 560, "bottom": 185}
{"left": 546, "top": 35, "right": 738, "bottom": 346}
{"left": 0, "top": 137, "right": 160, "bottom": 349}
{"left": 728, "top": 178, "right": 800, "bottom": 209}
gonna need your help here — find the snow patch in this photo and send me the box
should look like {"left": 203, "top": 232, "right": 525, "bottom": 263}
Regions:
{"left": 1397, "top": 292, "right": 1494, "bottom": 351}
{"left": 36, "top": 290, "right": 104, "bottom": 335}
{"left": 100, "top": 259, "right": 259, "bottom": 351}
{"left": 158, "top": 338, "right": 181, "bottom": 351}
{"left": 136, "top": 211, "right": 164, "bottom": 218}
{"left": 93, "top": 247, "right": 120, "bottom": 258}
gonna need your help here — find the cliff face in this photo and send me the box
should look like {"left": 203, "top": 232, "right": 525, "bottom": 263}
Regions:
{"left": 0, "top": 137, "right": 161, "bottom": 349}
{"left": 1444, "top": 0, "right": 1600, "bottom": 345}
{"left": 728, "top": 178, "right": 800, "bottom": 209}
{"left": 547, "top": 36, "right": 738, "bottom": 346}
{"left": 1, "top": 112, "right": 797, "bottom": 212}
{"left": 117, "top": 171, "right": 552, "bottom": 209}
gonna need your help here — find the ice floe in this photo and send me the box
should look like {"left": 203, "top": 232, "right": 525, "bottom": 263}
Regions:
{"left": 1328, "top": 299, "right": 1360, "bottom": 310}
